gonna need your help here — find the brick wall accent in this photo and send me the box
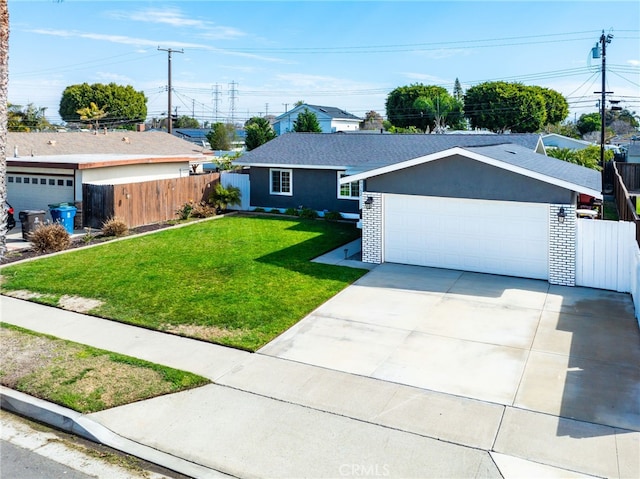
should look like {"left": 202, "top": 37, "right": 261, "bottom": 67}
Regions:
{"left": 361, "top": 192, "right": 383, "bottom": 264}
{"left": 549, "top": 204, "right": 576, "bottom": 286}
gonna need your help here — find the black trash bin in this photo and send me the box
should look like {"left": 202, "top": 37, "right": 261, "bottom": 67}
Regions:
{"left": 18, "top": 210, "right": 46, "bottom": 240}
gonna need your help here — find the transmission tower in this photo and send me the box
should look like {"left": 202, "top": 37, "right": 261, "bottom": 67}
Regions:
{"left": 229, "top": 81, "right": 238, "bottom": 126}
{"left": 211, "top": 84, "right": 220, "bottom": 123}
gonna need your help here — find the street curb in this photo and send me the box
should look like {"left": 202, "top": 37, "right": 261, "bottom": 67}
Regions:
{"left": 1, "top": 386, "right": 234, "bottom": 479}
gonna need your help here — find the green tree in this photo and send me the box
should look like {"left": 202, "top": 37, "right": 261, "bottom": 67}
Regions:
{"left": 244, "top": 117, "right": 276, "bottom": 151}
{"left": 576, "top": 113, "right": 601, "bottom": 136}
{"left": 293, "top": 108, "right": 322, "bottom": 132}
{"left": 76, "top": 102, "right": 107, "bottom": 131}
{"left": 546, "top": 145, "right": 611, "bottom": 171}
{"left": 464, "top": 81, "right": 547, "bottom": 133}
{"left": 59, "top": 83, "right": 147, "bottom": 128}
{"left": 453, "top": 78, "right": 464, "bottom": 102}
{"left": 530, "top": 86, "right": 569, "bottom": 125}
{"left": 386, "top": 84, "right": 464, "bottom": 132}
{"left": 174, "top": 115, "right": 200, "bottom": 128}
{"left": 206, "top": 122, "right": 233, "bottom": 150}
{"left": 8, "top": 103, "right": 51, "bottom": 131}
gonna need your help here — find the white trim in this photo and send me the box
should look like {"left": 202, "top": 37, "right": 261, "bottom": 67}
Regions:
{"left": 269, "top": 168, "right": 293, "bottom": 196}
{"left": 337, "top": 171, "right": 360, "bottom": 199}
{"left": 340, "top": 147, "right": 602, "bottom": 199}
{"left": 238, "top": 162, "right": 346, "bottom": 171}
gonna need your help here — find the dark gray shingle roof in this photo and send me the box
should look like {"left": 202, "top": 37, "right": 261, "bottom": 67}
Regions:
{"left": 466, "top": 144, "right": 601, "bottom": 193}
{"left": 237, "top": 132, "right": 542, "bottom": 169}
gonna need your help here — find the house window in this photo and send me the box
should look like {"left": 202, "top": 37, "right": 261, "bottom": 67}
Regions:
{"left": 24, "top": 177, "right": 30, "bottom": 184}
{"left": 270, "top": 168, "right": 292, "bottom": 196}
{"left": 40, "top": 178, "right": 46, "bottom": 185}
{"left": 57, "top": 179, "right": 64, "bottom": 186}
{"left": 8, "top": 176, "right": 13, "bottom": 183}
{"left": 338, "top": 172, "right": 360, "bottom": 199}
{"left": 66, "top": 180, "right": 73, "bottom": 187}
{"left": 49, "top": 179, "right": 55, "bottom": 185}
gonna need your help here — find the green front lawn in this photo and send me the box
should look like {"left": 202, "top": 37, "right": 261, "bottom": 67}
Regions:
{"left": 1, "top": 215, "right": 365, "bottom": 351}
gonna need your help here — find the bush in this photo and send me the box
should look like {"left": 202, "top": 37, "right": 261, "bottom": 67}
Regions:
{"left": 190, "top": 202, "right": 217, "bottom": 218}
{"left": 176, "top": 201, "right": 195, "bottom": 220}
{"left": 28, "top": 223, "right": 71, "bottom": 253}
{"left": 253, "top": 207, "right": 265, "bottom": 213}
{"left": 299, "top": 208, "right": 318, "bottom": 219}
{"left": 101, "top": 217, "right": 128, "bottom": 237}
{"left": 209, "top": 183, "right": 241, "bottom": 212}
{"left": 268, "top": 208, "right": 281, "bottom": 214}
{"left": 284, "top": 207, "right": 299, "bottom": 216}
{"left": 324, "top": 211, "right": 343, "bottom": 221}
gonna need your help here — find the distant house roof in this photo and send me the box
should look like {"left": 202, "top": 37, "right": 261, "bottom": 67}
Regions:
{"left": 236, "top": 132, "right": 544, "bottom": 171}
{"left": 7, "top": 131, "right": 209, "bottom": 169}
{"left": 343, "top": 143, "right": 602, "bottom": 199}
{"left": 275, "top": 104, "right": 361, "bottom": 121}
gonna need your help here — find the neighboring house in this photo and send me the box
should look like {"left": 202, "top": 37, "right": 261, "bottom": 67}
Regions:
{"left": 542, "top": 133, "right": 621, "bottom": 154}
{"left": 273, "top": 104, "right": 361, "bottom": 135}
{"left": 626, "top": 143, "right": 640, "bottom": 163}
{"left": 6, "top": 131, "right": 209, "bottom": 221}
{"left": 235, "top": 132, "right": 545, "bottom": 219}
{"left": 342, "top": 142, "right": 601, "bottom": 285}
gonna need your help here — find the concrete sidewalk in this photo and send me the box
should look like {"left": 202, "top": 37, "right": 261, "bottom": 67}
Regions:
{"left": 3, "top": 295, "right": 632, "bottom": 479}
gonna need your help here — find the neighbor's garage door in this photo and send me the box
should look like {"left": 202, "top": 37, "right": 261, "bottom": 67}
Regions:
{"left": 7, "top": 174, "right": 74, "bottom": 220}
{"left": 384, "top": 194, "right": 549, "bottom": 280}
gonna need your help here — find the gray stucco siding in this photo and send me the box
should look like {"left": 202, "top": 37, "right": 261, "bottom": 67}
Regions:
{"left": 249, "top": 167, "right": 360, "bottom": 213}
{"left": 366, "top": 155, "right": 574, "bottom": 204}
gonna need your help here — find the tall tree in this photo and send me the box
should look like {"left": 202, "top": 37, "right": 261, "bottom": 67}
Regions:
{"left": 529, "top": 86, "right": 569, "bottom": 125}
{"left": 464, "top": 81, "right": 546, "bottom": 133}
{"left": 386, "top": 84, "right": 464, "bottom": 132}
{"left": 453, "top": 78, "right": 464, "bottom": 102}
{"left": 293, "top": 108, "right": 322, "bottom": 132}
{"left": 1, "top": 0, "right": 8, "bottom": 257}
{"left": 59, "top": 83, "right": 147, "bottom": 128}
{"left": 173, "top": 115, "right": 200, "bottom": 128}
{"left": 244, "top": 117, "right": 276, "bottom": 151}
{"left": 8, "top": 103, "right": 50, "bottom": 131}
{"left": 206, "top": 122, "right": 233, "bottom": 150}
{"left": 576, "top": 112, "right": 601, "bottom": 136}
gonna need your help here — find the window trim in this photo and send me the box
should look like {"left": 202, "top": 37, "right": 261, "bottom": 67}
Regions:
{"left": 337, "top": 171, "right": 360, "bottom": 200}
{"left": 270, "top": 168, "right": 293, "bottom": 196}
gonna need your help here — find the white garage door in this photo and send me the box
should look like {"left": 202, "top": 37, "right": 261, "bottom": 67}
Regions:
{"left": 7, "top": 174, "right": 74, "bottom": 220}
{"left": 384, "top": 195, "right": 549, "bottom": 280}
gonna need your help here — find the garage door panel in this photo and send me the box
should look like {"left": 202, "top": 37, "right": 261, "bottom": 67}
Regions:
{"left": 384, "top": 195, "right": 549, "bottom": 280}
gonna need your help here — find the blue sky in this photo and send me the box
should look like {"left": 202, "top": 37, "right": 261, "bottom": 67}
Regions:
{"left": 7, "top": 0, "right": 640, "bottom": 126}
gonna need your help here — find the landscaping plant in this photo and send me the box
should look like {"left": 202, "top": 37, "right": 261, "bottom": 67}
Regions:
{"left": 28, "top": 223, "right": 71, "bottom": 253}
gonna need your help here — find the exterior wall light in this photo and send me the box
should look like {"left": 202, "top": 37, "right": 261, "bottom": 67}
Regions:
{"left": 364, "top": 196, "right": 374, "bottom": 209}
{"left": 557, "top": 206, "right": 566, "bottom": 224}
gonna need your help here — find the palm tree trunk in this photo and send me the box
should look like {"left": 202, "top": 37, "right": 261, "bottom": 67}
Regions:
{"left": 1, "top": 0, "right": 9, "bottom": 258}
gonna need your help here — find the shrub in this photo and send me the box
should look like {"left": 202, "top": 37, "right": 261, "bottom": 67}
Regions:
{"left": 324, "top": 211, "right": 343, "bottom": 221}
{"left": 101, "top": 217, "right": 128, "bottom": 237}
{"left": 284, "top": 207, "right": 299, "bottom": 216}
{"left": 209, "top": 183, "right": 241, "bottom": 212}
{"left": 28, "top": 223, "right": 71, "bottom": 253}
{"left": 253, "top": 207, "right": 265, "bottom": 213}
{"left": 268, "top": 208, "right": 281, "bottom": 214}
{"left": 190, "top": 202, "right": 217, "bottom": 218}
{"left": 176, "top": 201, "right": 195, "bottom": 220}
{"left": 299, "top": 208, "right": 318, "bottom": 219}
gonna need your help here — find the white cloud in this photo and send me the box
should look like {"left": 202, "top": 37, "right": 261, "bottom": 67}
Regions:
{"left": 401, "top": 72, "right": 449, "bottom": 84}
{"left": 627, "top": 59, "right": 640, "bottom": 66}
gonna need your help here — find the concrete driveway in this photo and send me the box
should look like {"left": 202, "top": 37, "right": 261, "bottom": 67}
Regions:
{"left": 260, "top": 263, "right": 640, "bottom": 432}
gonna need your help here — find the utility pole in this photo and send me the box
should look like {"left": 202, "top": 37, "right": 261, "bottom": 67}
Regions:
{"left": 158, "top": 47, "right": 184, "bottom": 134}
{"left": 593, "top": 31, "right": 613, "bottom": 194}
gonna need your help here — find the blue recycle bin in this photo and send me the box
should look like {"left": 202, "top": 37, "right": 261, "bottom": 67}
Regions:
{"left": 49, "top": 204, "right": 77, "bottom": 233}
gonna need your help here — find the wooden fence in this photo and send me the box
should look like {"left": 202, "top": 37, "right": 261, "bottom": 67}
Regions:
{"left": 82, "top": 173, "right": 220, "bottom": 228}
{"left": 613, "top": 162, "right": 640, "bottom": 246}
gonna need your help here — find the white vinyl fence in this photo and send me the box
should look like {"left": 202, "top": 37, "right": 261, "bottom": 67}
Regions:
{"left": 576, "top": 219, "right": 636, "bottom": 293}
{"left": 221, "top": 171, "right": 250, "bottom": 211}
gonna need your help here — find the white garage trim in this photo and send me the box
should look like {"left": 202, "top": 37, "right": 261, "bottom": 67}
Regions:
{"left": 383, "top": 194, "right": 550, "bottom": 280}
